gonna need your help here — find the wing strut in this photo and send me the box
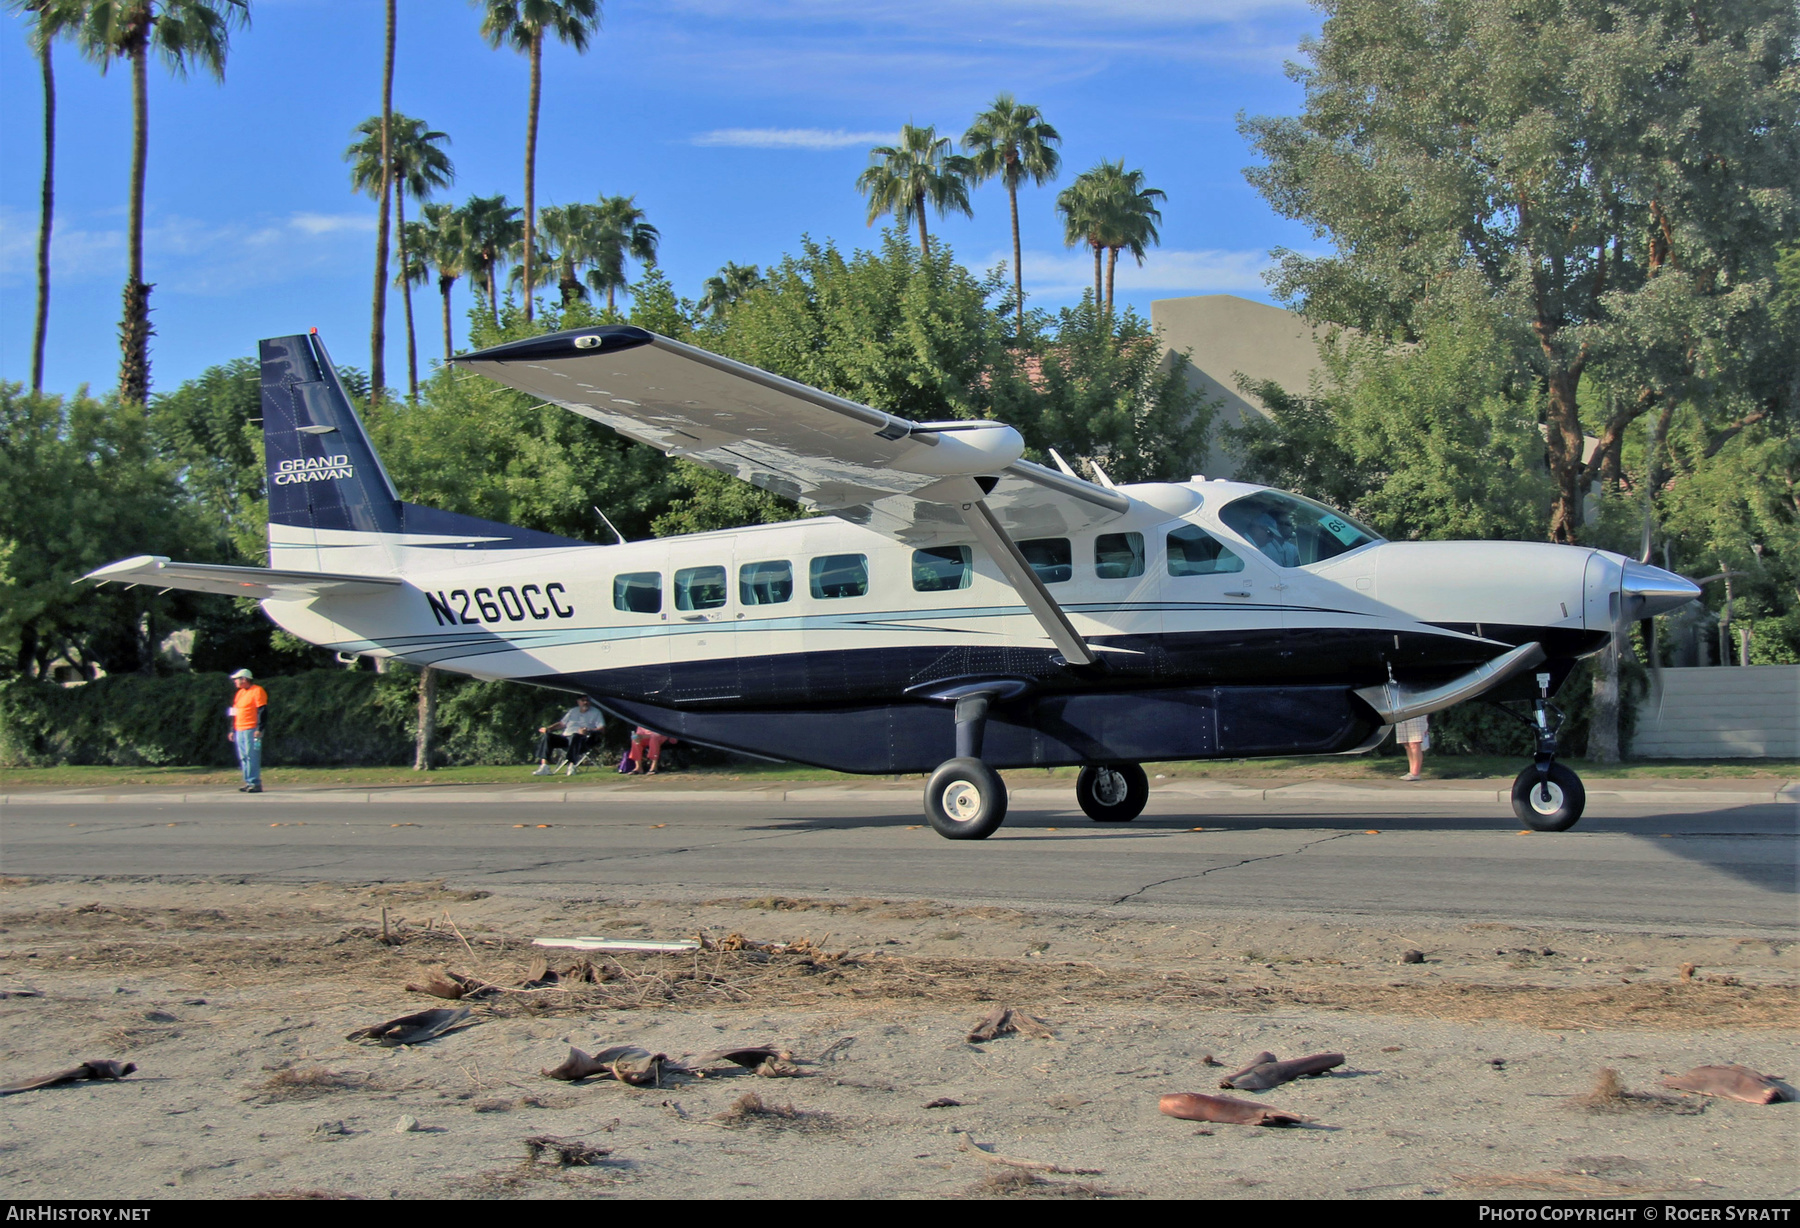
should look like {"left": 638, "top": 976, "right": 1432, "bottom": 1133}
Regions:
{"left": 956, "top": 499, "right": 1098, "bottom": 668}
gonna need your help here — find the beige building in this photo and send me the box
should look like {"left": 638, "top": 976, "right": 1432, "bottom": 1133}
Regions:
{"left": 1151, "top": 294, "right": 1333, "bottom": 480}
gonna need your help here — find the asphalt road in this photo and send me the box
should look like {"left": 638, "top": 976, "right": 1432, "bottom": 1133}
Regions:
{"left": 3, "top": 786, "right": 1794, "bottom": 932}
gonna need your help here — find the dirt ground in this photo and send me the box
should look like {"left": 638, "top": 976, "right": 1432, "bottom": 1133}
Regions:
{"left": 0, "top": 877, "right": 1793, "bottom": 1200}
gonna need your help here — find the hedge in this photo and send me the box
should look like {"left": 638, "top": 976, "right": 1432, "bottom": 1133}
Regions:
{"left": 0, "top": 669, "right": 581, "bottom": 768}
{"left": 0, "top": 659, "right": 1632, "bottom": 769}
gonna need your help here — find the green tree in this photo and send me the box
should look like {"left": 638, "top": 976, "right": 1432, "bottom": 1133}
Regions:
{"left": 536, "top": 202, "right": 596, "bottom": 307}
{"left": 0, "top": 384, "right": 197, "bottom": 678}
{"left": 1061, "top": 161, "right": 1163, "bottom": 317}
{"left": 348, "top": 114, "right": 454, "bottom": 399}
{"left": 856, "top": 124, "right": 973, "bottom": 255}
{"left": 698, "top": 262, "right": 763, "bottom": 319}
{"left": 1240, "top": 0, "right": 1800, "bottom": 545}
{"left": 963, "top": 94, "right": 1061, "bottom": 335}
{"left": 46, "top": 0, "right": 249, "bottom": 404}
{"left": 474, "top": 0, "right": 601, "bottom": 323}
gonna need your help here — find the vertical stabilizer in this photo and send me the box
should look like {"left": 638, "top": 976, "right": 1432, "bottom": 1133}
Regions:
{"left": 260, "top": 332, "right": 403, "bottom": 554}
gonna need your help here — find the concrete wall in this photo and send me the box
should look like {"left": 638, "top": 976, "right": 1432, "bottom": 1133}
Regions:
{"left": 1150, "top": 294, "right": 1333, "bottom": 480}
{"left": 1631, "top": 666, "right": 1800, "bottom": 759}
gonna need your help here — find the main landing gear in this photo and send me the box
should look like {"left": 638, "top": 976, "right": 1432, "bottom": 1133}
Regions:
{"left": 921, "top": 692, "right": 1152, "bottom": 839}
{"left": 1509, "top": 671, "right": 1586, "bottom": 832}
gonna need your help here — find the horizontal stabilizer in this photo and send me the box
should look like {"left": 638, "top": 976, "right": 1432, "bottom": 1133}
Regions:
{"left": 82, "top": 555, "right": 401, "bottom": 601}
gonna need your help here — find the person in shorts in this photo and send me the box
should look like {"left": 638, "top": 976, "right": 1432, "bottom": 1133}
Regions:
{"left": 533, "top": 696, "right": 606, "bottom": 775}
{"left": 227, "top": 668, "right": 268, "bottom": 793}
{"left": 1395, "top": 714, "right": 1429, "bottom": 781}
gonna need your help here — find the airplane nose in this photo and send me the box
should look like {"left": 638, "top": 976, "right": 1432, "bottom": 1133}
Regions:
{"left": 1620, "top": 561, "right": 1700, "bottom": 620}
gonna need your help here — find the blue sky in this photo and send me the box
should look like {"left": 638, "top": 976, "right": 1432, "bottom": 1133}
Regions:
{"left": 0, "top": 0, "right": 1323, "bottom": 395}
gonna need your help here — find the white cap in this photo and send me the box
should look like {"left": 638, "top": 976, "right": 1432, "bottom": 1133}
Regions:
{"left": 230, "top": 668, "right": 254, "bottom": 679}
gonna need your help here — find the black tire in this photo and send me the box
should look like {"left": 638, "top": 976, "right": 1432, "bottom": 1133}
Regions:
{"left": 923, "top": 757, "right": 1008, "bottom": 840}
{"left": 1077, "top": 763, "right": 1149, "bottom": 823}
{"left": 1511, "top": 762, "right": 1586, "bottom": 831}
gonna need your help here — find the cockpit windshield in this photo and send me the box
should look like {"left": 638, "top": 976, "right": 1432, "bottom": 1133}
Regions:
{"left": 1217, "top": 490, "right": 1382, "bottom": 568}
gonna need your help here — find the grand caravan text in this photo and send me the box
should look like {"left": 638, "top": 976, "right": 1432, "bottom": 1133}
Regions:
{"left": 274, "top": 454, "right": 355, "bottom": 484}
{"left": 427, "top": 583, "right": 574, "bottom": 625}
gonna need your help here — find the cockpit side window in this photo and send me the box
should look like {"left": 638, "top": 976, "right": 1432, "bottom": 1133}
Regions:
{"left": 1167, "top": 524, "right": 1244, "bottom": 576}
{"left": 1218, "top": 491, "right": 1382, "bottom": 568}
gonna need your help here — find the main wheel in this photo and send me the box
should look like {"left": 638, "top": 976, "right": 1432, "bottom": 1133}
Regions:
{"left": 1511, "top": 762, "right": 1586, "bottom": 831}
{"left": 1077, "top": 763, "right": 1149, "bottom": 823}
{"left": 924, "top": 757, "right": 1008, "bottom": 840}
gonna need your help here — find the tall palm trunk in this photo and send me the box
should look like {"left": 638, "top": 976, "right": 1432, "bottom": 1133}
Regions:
{"left": 32, "top": 38, "right": 53, "bottom": 395}
{"left": 916, "top": 193, "right": 929, "bottom": 254}
{"left": 1007, "top": 176, "right": 1023, "bottom": 335}
{"left": 1091, "top": 244, "right": 1102, "bottom": 309}
{"left": 521, "top": 31, "right": 542, "bottom": 322}
{"left": 1105, "top": 247, "right": 1118, "bottom": 317}
{"left": 119, "top": 41, "right": 152, "bottom": 405}
{"left": 485, "top": 264, "right": 500, "bottom": 326}
{"left": 396, "top": 190, "right": 417, "bottom": 399}
{"left": 370, "top": 0, "right": 395, "bottom": 405}
{"left": 438, "top": 275, "right": 455, "bottom": 363}
{"left": 559, "top": 254, "right": 580, "bottom": 307}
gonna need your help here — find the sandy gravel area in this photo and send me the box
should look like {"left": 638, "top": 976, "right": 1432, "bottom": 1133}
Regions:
{"left": 0, "top": 877, "right": 1793, "bottom": 1200}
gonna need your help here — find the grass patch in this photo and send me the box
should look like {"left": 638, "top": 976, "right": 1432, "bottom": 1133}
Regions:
{"left": 3, "top": 755, "right": 1791, "bottom": 793}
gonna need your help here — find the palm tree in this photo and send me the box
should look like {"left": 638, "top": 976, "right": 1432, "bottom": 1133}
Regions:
{"left": 461, "top": 193, "right": 522, "bottom": 327}
{"left": 1057, "top": 162, "right": 1165, "bottom": 316}
{"left": 370, "top": 0, "right": 394, "bottom": 403}
{"left": 536, "top": 203, "right": 595, "bottom": 306}
{"left": 475, "top": 0, "right": 601, "bottom": 323}
{"left": 47, "top": 0, "right": 248, "bottom": 403}
{"left": 349, "top": 114, "right": 453, "bottom": 399}
{"left": 406, "top": 201, "right": 466, "bottom": 363}
{"left": 856, "top": 124, "right": 973, "bottom": 254}
{"left": 1056, "top": 174, "right": 1106, "bottom": 308}
{"left": 963, "top": 94, "right": 1060, "bottom": 335}
{"left": 1086, "top": 161, "right": 1164, "bottom": 317}
{"left": 8, "top": 1, "right": 61, "bottom": 394}
{"left": 699, "top": 262, "right": 763, "bottom": 318}
{"left": 587, "top": 194, "right": 658, "bottom": 313}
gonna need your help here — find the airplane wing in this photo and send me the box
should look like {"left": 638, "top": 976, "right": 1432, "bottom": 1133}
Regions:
{"left": 453, "top": 326, "right": 1129, "bottom": 548}
{"left": 83, "top": 555, "right": 401, "bottom": 601}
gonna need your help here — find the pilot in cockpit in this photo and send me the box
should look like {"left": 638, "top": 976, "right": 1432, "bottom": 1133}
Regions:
{"left": 1244, "top": 508, "right": 1301, "bottom": 568}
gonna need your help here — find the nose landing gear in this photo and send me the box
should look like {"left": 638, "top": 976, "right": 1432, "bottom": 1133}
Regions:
{"left": 1510, "top": 671, "right": 1586, "bottom": 831}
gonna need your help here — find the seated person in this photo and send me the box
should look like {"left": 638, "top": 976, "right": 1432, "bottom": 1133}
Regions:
{"left": 532, "top": 696, "right": 606, "bottom": 775}
{"left": 625, "top": 725, "right": 675, "bottom": 775}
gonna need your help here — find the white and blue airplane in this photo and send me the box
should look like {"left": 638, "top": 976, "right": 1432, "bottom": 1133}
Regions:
{"left": 87, "top": 328, "right": 1699, "bottom": 838}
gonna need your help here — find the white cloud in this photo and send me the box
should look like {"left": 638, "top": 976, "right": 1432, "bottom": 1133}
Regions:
{"left": 0, "top": 208, "right": 374, "bottom": 295}
{"left": 1017, "top": 246, "right": 1271, "bottom": 297}
{"left": 692, "top": 127, "right": 898, "bottom": 150}
{"left": 289, "top": 212, "right": 375, "bottom": 236}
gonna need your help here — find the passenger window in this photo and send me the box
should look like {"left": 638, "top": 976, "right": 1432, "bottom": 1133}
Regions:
{"left": 1019, "top": 537, "right": 1072, "bottom": 584}
{"left": 809, "top": 553, "right": 869, "bottom": 599}
{"left": 612, "top": 571, "right": 662, "bottom": 613}
{"left": 912, "top": 546, "right": 972, "bottom": 592}
{"left": 1095, "top": 532, "right": 1145, "bottom": 579}
{"left": 1167, "top": 525, "right": 1245, "bottom": 576}
{"left": 674, "top": 565, "right": 727, "bottom": 611}
{"left": 738, "top": 560, "right": 793, "bottom": 606}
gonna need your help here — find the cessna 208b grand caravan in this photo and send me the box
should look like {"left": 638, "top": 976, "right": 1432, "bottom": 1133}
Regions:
{"left": 88, "top": 328, "right": 1699, "bottom": 839}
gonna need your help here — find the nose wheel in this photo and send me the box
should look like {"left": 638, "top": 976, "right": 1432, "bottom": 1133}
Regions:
{"left": 1076, "top": 763, "right": 1149, "bottom": 822}
{"left": 1512, "top": 761, "right": 1585, "bottom": 831}
{"left": 1507, "top": 670, "right": 1585, "bottom": 831}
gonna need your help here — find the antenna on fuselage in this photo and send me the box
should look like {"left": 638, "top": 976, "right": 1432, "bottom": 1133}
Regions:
{"left": 592, "top": 505, "right": 627, "bottom": 546}
{"left": 1090, "top": 461, "right": 1117, "bottom": 490}
{"left": 1048, "top": 448, "right": 1079, "bottom": 479}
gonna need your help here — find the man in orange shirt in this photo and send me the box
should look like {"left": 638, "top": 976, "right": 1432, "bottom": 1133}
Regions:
{"left": 228, "top": 669, "right": 268, "bottom": 793}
